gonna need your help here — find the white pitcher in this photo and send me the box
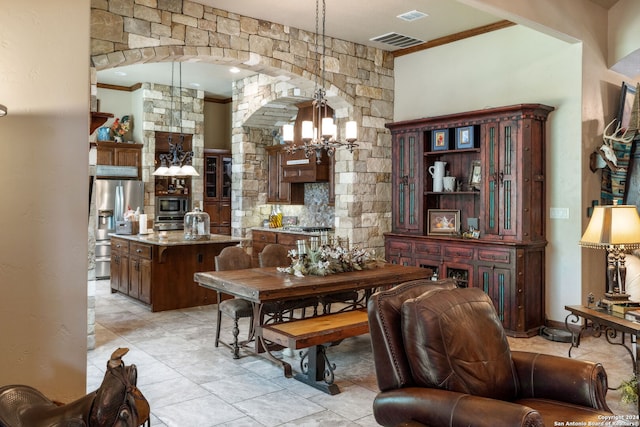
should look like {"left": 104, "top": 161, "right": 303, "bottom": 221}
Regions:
{"left": 428, "top": 161, "right": 447, "bottom": 192}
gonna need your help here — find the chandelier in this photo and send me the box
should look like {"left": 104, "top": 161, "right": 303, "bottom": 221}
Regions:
{"left": 153, "top": 62, "right": 199, "bottom": 177}
{"left": 282, "top": 0, "right": 358, "bottom": 163}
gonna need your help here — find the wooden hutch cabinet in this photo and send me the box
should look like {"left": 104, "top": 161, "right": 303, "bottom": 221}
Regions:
{"left": 203, "top": 149, "right": 232, "bottom": 235}
{"left": 385, "top": 104, "right": 554, "bottom": 337}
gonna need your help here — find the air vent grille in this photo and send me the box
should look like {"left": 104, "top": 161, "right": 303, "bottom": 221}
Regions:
{"left": 370, "top": 32, "right": 424, "bottom": 48}
{"left": 396, "top": 10, "right": 428, "bottom": 22}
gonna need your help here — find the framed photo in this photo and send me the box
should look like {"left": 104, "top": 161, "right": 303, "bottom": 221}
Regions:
{"left": 431, "top": 129, "right": 449, "bottom": 151}
{"left": 427, "top": 209, "right": 460, "bottom": 235}
{"left": 617, "top": 81, "right": 637, "bottom": 130}
{"left": 469, "top": 160, "right": 481, "bottom": 190}
{"left": 455, "top": 126, "right": 474, "bottom": 149}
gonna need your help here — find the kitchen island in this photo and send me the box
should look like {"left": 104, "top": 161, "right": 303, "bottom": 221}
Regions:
{"left": 110, "top": 231, "right": 245, "bottom": 312}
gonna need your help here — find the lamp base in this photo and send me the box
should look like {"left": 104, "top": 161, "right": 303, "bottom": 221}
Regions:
{"left": 600, "top": 293, "right": 631, "bottom": 311}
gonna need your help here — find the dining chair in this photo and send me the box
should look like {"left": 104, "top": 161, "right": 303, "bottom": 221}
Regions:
{"left": 258, "top": 243, "right": 318, "bottom": 319}
{"left": 214, "top": 245, "right": 254, "bottom": 359}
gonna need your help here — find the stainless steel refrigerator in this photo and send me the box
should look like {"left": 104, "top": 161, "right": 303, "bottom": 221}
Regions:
{"left": 95, "top": 179, "right": 145, "bottom": 279}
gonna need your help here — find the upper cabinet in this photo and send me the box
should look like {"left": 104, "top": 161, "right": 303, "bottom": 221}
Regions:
{"left": 386, "top": 104, "right": 554, "bottom": 243}
{"left": 95, "top": 141, "right": 142, "bottom": 180}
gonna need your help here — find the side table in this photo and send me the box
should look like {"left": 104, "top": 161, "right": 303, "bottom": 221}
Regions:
{"left": 565, "top": 305, "right": 640, "bottom": 415}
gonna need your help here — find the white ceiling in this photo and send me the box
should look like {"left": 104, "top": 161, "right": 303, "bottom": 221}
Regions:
{"left": 97, "top": 0, "right": 503, "bottom": 98}
{"left": 97, "top": 0, "right": 622, "bottom": 98}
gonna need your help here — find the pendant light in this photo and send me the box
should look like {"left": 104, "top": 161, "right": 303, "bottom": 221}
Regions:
{"left": 153, "top": 62, "right": 199, "bottom": 177}
{"left": 282, "top": 0, "right": 358, "bottom": 163}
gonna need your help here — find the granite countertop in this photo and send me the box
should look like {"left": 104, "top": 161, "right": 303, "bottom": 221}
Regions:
{"left": 251, "top": 227, "right": 332, "bottom": 236}
{"left": 110, "top": 230, "right": 246, "bottom": 247}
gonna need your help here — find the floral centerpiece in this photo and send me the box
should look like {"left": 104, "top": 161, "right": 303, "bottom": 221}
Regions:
{"left": 111, "top": 115, "right": 131, "bottom": 141}
{"left": 277, "top": 240, "right": 383, "bottom": 277}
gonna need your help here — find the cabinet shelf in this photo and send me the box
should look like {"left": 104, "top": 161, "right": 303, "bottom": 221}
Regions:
{"left": 425, "top": 191, "right": 479, "bottom": 196}
{"left": 425, "top": 148, "right": 480, "bottom": 156}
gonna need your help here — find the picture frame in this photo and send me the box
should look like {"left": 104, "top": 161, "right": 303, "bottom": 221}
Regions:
{"left": 431, "top": 129, "right": 449, "bottom": 151}
{"left": 617, "top": 81, "right": 637, "bottom": 130}
{"left": 469, "top": 160, "right": 481, "bottom": 190}
{"left": 427, "top": 209, "right": 460, "bottom": 235}
{"left": 455, "top": 126, "right": 474, "bottom": 149}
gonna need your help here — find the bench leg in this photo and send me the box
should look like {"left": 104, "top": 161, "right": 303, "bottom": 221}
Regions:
{"left": 294, "top": 344, "right": 340, "bottom": 395}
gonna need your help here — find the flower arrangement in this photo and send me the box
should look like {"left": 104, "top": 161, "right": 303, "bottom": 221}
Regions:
{"left": 620, "top": 376, "right": 638, "bottom": 405}
{"left": 277, "top": 240, "right": 383, "bottom": 277}
{"left": 111, "top": 115, "right": 131, "bottom": 139}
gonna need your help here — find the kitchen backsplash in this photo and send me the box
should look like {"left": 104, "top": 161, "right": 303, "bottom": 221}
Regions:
{"left": 281, "top": 183, "right": 334, "bottom": 227}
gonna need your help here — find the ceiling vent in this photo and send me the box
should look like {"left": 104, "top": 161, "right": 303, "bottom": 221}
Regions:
{"left": 370, "top": 32, "right": 424, "bottom": 49}
{"left": 396, "top": 10, "right": 428, "bottom": 22}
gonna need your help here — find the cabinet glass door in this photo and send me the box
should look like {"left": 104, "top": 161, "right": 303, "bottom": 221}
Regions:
{"left": 205, "top": 155, "right": 219, "bottom": 199}
{"left": 221, "top": 156, "right": 232, "bottom": 199}
{"left": 393, "top": 132, "right": 423, "bottom": 234}
{"left": 482, "top": 121, "right": 518, "bottom": 238}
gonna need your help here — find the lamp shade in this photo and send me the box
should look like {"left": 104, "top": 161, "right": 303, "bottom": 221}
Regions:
{"left": 178, "top": 164, "right": 199, "bottom": 176}
{"left": 153, "top": 166, "right": 170, "bottom": 176}
{"left": 579, "top": 205, "right": 640, "bottom": 249}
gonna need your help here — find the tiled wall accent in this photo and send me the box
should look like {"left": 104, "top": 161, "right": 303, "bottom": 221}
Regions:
{"left": 90, "top": 0, "right": 394, "bottom": 254}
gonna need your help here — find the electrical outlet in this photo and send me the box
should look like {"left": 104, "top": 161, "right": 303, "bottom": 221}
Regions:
{"left": 549, "top": 207, "right": 569, "bottom": 219}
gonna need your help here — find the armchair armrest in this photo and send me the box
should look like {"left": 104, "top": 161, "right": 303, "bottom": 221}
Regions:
{"left": 511, "top": 351, "right": 610, "bottom": 411}
{"left": 373, "top": 388, "right": 543, "bottom": 427}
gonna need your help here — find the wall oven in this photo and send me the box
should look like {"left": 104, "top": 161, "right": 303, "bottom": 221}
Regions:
{"left": 155, "top": 196, "right": 189, "bottom": 230}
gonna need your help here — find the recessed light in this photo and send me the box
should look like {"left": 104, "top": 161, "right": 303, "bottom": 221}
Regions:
{"left": 190, "top": 82, "right": 201, "bottom": 87}
{"left": 229, "top": 67, "right": 241, "bottom": 74}
{"left": 114, "top": 71, "right": 127, "bottom": 76}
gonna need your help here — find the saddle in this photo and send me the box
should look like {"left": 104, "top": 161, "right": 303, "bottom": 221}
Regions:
{"left": 0, "top": 348, "right": 150, "bottom": 427}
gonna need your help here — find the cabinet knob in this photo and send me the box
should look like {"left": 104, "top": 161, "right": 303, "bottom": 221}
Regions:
{"left": 136, "top": 249, "right": 142, "bottom": 253}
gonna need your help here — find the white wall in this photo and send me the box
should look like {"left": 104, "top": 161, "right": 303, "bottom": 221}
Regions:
{"left": 609, "top": 0, "right": 640, "bottom": 76}
{"left": 395, "top": 25, "right": 582, "bottom": 323}
{"left": 95, "top": 87, "right": 139, "bottom": 143}
{"left": 0, "top": 0, "right": 89, "bottom": 400}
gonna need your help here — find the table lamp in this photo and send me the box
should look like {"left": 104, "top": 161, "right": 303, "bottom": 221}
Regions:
{"left": 579, "top": 205, "right": 640, "bottom": 306}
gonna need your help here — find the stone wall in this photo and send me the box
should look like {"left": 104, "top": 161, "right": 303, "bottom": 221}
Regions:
{"left": 139, "top": 82, "right": 205, "bottom": 215}
{"left": 90, "top": 0, "right": 395, "bottom": 253}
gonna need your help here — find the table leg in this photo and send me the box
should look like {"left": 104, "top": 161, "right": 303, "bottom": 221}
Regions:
{"left": 294, "top": 344, "right": 340, "bottom": 395}
{"left": 565, "top": 312, "right": 585, "bottom": 358}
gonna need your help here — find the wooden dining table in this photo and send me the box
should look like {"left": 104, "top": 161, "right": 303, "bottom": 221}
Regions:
{"left": 194, "top": 263, "right": 432, "bottom": 373}
{"left": 194, "top": 262, "right": 431, "bottom": 306}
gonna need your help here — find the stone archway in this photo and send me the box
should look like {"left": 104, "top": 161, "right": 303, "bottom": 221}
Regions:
{"left": 90, "top": 0, "right": 395, "bottom": 252}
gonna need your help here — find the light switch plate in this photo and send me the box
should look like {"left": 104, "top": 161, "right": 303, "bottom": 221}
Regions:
{"left": 549, "top": 207, "right": 569, "bottom": 219}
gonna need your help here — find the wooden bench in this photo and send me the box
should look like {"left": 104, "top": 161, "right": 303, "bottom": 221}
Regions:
{"left": 258, "top": 309, "right": 369, "bottom": 394}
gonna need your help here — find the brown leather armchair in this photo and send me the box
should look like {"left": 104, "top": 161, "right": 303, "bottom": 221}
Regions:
{"left": 367, "top": 283, "right": 613, "bottom": 427}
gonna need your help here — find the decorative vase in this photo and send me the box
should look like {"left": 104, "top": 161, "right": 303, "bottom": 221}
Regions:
{"left": 97, "top": 127, "right": 110, "bottom": 141}
{"left": 114, "top": 136, "right": 123, "bottom": 143}
{"left": 428, "top": 161, "right": 447, "bottom": 192}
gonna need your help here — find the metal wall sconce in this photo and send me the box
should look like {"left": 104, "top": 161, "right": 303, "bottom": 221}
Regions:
{"left": 0, "top": 105, "right": 7, "bottom": 117}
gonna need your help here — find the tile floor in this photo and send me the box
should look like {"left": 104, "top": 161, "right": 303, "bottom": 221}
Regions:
{"left": 88, "top": 279, "right": 637, "bottom": 426}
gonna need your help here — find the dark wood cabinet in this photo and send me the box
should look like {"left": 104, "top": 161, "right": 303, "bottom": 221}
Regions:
{"left": 111, "top": 239, "right": 151, "bottom": 305}
{"left": 266, "top": 146, "right": 304, "bottom": 205}
{"left": 385, "top": 104, "right": 553, "bottom": 337}
{"left": 96, "top": 141, "right": 142, "bottom": 179}
{"left": 203, "top": 149, "right": 232, "bottom": 235}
